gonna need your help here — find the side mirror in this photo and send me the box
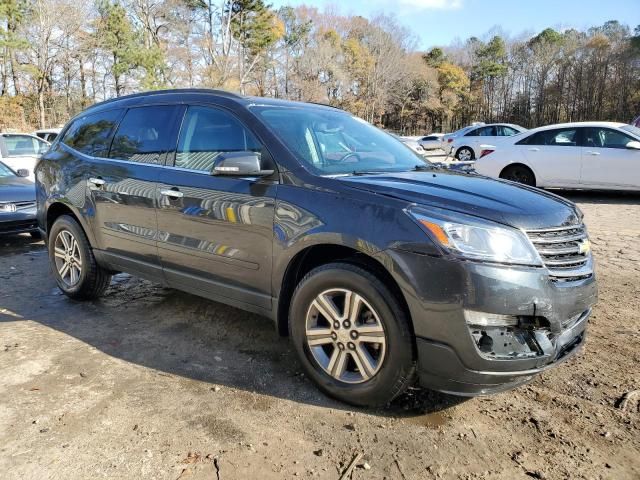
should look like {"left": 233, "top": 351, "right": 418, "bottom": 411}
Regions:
{"left": 625, "top": 140, "right": 640, "bottom": 150}
{"left": 212, "top": 151, "right": 274, "bottom": 176}
{"left": 16, "top": 169, "right": 30, "bottom": 177}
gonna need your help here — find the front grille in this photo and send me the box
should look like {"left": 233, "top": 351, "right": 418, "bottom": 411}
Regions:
{"left": 526, "top": 224, "right": 592, "bottom": 282}
{"left": 13, "top": 201, "right": 36, "bottom": 210}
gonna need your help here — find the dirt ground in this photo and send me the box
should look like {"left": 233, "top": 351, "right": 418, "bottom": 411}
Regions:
{"left": 1, "top": 190, "right": 639, "bottom": 480}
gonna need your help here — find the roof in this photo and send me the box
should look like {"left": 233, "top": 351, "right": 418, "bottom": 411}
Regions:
{"left": 530, "top": 121, "right": 627, "bottom": 131}
{"left": 82, "top": 88, "right": 342, "bottom": 115}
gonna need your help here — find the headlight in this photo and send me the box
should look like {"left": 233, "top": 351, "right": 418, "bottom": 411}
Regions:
{"left": 407, "top": 207, "right": 542, "bottom": 266}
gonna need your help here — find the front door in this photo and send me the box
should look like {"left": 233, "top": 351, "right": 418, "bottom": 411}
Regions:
{"left": 156, "top": 105, "right": 277, "bottom": 310}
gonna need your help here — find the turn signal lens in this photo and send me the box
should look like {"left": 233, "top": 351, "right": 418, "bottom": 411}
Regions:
{"left": 418, "top": 220, "right": 450, "bottom": 246}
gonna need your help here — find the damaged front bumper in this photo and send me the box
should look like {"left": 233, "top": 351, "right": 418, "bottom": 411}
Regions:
{"left": 382, "top": 248, "right": 598, "bottom": 396}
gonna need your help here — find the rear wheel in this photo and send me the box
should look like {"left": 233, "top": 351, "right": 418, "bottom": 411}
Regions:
{"left": 455, "top": 146, "right": 475, "bottom": 161}
{"left": 500, "top": 164, "right": 536, "bottom": 186}
{"left": 289, "top": 262, "right": 415, "bottom": 407}
{"left": 48, "top": 215, "right": 111, "bottom": 300}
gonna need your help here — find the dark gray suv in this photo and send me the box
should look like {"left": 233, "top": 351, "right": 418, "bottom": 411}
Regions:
{"left": 35, "top": 89, "right": 597, "bottom": 407}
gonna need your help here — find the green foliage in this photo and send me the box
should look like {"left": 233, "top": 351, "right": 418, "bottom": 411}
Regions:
{"left": 227, "top": 0, "right": 282, "bottom": 56}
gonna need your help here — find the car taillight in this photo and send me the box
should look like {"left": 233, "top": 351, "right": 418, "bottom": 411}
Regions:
{"left": 480, "top": 149, "right": 494, "bottom": 158}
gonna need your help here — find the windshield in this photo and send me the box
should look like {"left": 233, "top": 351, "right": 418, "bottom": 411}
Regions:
{"left": 252, "top": 106, "right": 429, "bottom": 175}
{"left": 621, "top": 124, "right": 640, "bottom": 138}
{"left": 0, "top": 161, "right": 16, "bottom": 178}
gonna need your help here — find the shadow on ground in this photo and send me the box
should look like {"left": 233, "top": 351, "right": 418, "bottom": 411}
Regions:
{"left": 0, "top": 234, "right": 466, "bottom": 417}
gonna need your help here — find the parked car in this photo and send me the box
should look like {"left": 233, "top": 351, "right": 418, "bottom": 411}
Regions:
{"left": 474, "top": 121, "right": 640, "bottom": 190}
{"left": 388, "top": 133, "right": 425, "bottom": 155}
{"left": 0, "top": 132, "right": 50, "bottom": 181}
{"left": 34, "top": 127, "right": 62, "bottom": 143}
{"left": 450, "top": 123, "right": 527, "bottom": 161}
{"left": 417, "top": 133, "right": 445, "bottom": 150}
{"left": 0, "top": 160, "right": 39, "bottom": 237}
{"left": 36, "top": 89, "right": 597, "bottom": 407}
{"left": 441, "top": 122, "right": 485, "bottom": 153}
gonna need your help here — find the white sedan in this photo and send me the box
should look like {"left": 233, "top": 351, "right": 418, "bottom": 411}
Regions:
{"left": 417, "top": 133, "right": 444, "bottom": 150}
{"left": 474, "top": 122, "right": 640, "bottom": 191}
{"left": 450, "top": 123, "right": 526, "bottom": 161}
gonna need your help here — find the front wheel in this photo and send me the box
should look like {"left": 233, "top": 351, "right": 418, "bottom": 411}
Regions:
{"left": 48, "top": 215, "right": 111, "bottom": 300}
{"left": 500, "top": 164, "right": 536, "bottom": 186}
{"left": 289, "top": 262, "right": 415, "bottom": 407}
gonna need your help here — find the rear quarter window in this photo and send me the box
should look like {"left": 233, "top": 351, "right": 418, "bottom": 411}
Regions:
{"left": 61, "top": 109, "right": 124, "bottom": 157}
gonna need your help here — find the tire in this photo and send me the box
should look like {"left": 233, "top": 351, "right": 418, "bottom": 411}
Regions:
{"left": 500, "top": 164, "right": 536, "bottom": 187}
{"left": 289, "top": 262, "right": 415, "bottom": 407}
{"left": 48, "top": 215, "right": 111, "bottom": 300}
{"left": 455, "top": 146, "right": 475, "bottom": 161}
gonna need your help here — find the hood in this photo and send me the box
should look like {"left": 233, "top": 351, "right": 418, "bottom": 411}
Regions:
{"left": 339, "top": 171, "right": 580, "bottom": 230}
{"left": 0, "top": 175, "right": 36, "bottom": 203}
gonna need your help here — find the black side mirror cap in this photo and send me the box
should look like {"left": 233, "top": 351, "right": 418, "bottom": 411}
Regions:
{"left": 211, "top": 151, "right": 274, "bottom": 177}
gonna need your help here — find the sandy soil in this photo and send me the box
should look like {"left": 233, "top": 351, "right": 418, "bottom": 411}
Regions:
{"left": 0, "top": 191, "right": 639, "bottom": 480}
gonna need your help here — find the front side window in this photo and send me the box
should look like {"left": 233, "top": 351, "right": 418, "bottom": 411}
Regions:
{"left": 175, "top": 106, "right": 263, "bottom": 172}
{"left": 109, "top": 106, "right": 180, "bottom": 164}
{"left": 3, "top": 135, "right": 48, "bottom": 156}
{"left": 519, "top": 128, "right": 578, "bottom": 146}
{"left": 61, "top": 109, "right": 123, "bottom": 157}
{"left": 254, "top": 106, "right": 428, "bottom": 175}
{"left": 584, "top": 127, "right": 634, "bottom": 149}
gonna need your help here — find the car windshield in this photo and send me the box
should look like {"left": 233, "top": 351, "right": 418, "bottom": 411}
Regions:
{"left": 252, "top": 106, "right": 429, "bottom": 175}
{"left": 621, "top": 124, "right": 640, "bottom": 138}
{"left": 0, "top": 161, "right": 16, "bottom": 178}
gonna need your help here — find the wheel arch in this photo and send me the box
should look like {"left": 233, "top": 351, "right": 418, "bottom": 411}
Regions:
{"left": 46, "top": 201, "right": 95, "bottom": 246}
{"left": 499, "top": 162, "right": 537, "bottom": 185}
{"left": 275, "top": 243, "right": 412, "bottom": 338}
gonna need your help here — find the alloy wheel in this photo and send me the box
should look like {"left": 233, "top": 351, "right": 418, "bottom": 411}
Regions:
{"left": 305, "top": 288, "right": 386, "bottom": 384}
{"left": 53, "top": 230, "right": 83, "bottom": 287}
{"left": 457, "top": 148, "right": 473, "bottom": 161}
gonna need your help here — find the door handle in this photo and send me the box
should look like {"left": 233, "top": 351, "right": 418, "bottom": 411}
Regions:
{"left": 528, "top": 148, "right": 540, "bottom": 152}
{"left": 585, "top": 151, "right": 601, "bottom": 156}
{"left": 160, "top": 188, "right": 184, "bottom": 199}
{"left": 89, "top": 177, "right": 105, "bottom": 186}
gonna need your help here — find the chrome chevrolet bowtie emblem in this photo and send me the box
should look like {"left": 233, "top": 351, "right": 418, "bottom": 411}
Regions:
{"left": 578, "top": 239, "right": 591, "bottom": 255}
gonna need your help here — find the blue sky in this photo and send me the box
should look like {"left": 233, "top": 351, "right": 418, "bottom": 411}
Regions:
{"left": 269, "top": 0, "right": 640, "bottom": 49}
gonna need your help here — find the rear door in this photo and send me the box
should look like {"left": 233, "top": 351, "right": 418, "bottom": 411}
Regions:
{"left": 581, "top": 127, "right": 640, "bottom": 189}
{"left": 517, "top": 127, "right": 581, "bottom": 187}
{"left": 156, "top": 105, "right": 277, "bottom": 310}
{"left": 70, "top": 105, "right": 183, "bottom": 278}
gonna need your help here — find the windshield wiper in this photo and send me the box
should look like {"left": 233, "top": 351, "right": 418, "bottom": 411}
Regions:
{"left": 350, "top": 170, "right": 388, "bottom": 176}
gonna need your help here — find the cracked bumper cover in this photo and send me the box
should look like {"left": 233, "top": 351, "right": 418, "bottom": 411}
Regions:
{"left": 382, "top": 248, "right": 598, "bottom": 396}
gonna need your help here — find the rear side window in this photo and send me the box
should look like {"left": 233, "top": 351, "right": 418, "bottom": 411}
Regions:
{"left": 2, "top": 135, "right": 48, "bottom": 156}
{"left": 518, "top": 128, "right": 578, "bottom": 146}
{"left": 61, "top": 109, "right": 123, "bottom": 157}
{"left": 109, "top": 106, "right": 181, "bottom": 164}
{"left": 175, "top": 106, "right": 263, "bottom": 172}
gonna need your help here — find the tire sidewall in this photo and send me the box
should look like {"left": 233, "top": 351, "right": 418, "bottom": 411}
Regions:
{"left": 290, "top": 265, "right": 413, "bottom": 406}
{"left": 48, "top": 216, "right": 91, "bottom": 296}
